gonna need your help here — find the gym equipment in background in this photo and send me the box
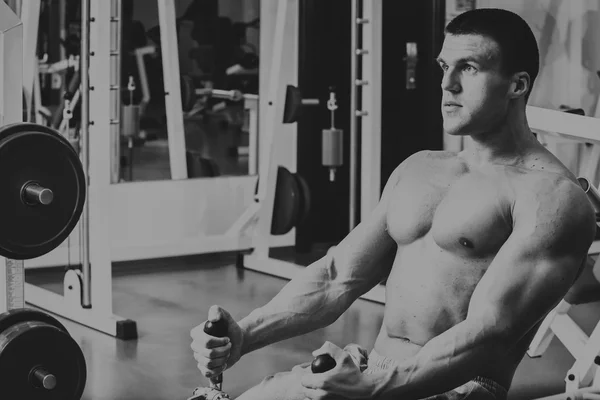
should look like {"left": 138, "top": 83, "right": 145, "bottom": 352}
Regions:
{"left": 0, "top": 122, "right": 88, "bottom": 400}
{"left": 322, "top": 87, "right": 344, "bottom": 182}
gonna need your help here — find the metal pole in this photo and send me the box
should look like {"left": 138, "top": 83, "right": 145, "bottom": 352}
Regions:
{"left": 59, "top": 0, "right": 67, "bottom": 93}
{"left": 349, "top": 0, "right": 359, "bottom": 232}
{"left": 109, "top": 0, "right": 123, "bottom": 183}
{"left": 349, "top": 0, "right": 362, "bottom": 231}
{"left": 80, "top": 0, "right": 91, "bottom": 308}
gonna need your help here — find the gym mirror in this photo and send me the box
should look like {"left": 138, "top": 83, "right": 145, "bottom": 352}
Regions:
{"left": 31, "top": 0, "right": 260, "bottom": 182}
{"left": 124, "top": 0, "right": 260, "bottom": 181}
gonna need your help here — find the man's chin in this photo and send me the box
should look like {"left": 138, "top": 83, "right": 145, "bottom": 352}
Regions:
{"left": 443, "top": 126, "right": 470, "bottom": 136}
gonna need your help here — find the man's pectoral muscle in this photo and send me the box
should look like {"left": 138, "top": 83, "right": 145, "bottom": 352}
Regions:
{"left": 366, "top": 177, "right": 596, "bottom": 400}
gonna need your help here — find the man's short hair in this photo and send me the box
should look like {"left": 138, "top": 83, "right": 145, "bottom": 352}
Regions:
{"left": 445, "top": 8, "right": 540, "bottom": 102}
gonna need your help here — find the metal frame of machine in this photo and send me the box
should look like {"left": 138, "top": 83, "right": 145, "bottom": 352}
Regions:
{"left": 240, "top": 0, "right": 386, "bottom": 304}
{"left": 18, "top": 0, "right": 396, "bottom": 337}
{"left": 22, "top": 0, "right": 133, "bottom": 338}
{"left": 19, "top": 1, "right": 389, "bottom": 339}
{"left": 0, "top": 0, "right": 25, "bottom": 315}
{"left": 21, "top": 0, "right": 295, "bottom": 337}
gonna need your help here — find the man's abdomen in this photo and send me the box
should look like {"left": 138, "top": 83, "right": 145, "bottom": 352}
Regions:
{"left": 375, "top": 236, "right": 491, "bottom": 357}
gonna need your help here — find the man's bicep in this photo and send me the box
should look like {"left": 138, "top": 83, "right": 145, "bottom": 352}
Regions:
{"left": 468, "top": 184, "right": 596, "bottom": 341}
{"left": 469, "top": 239, "right": 582, "bottom": 338}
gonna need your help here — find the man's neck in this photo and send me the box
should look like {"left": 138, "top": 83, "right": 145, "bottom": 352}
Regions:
{"left": 461, "top": 106, "right": 537, "bottom": 168}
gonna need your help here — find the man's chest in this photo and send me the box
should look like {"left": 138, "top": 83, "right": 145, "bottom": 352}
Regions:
{"left": 386, "top": 167, "right": 514, "bottom": 258}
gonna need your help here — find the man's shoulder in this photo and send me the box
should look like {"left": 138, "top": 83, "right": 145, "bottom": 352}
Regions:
{"left": 399, "top": 150, "right": 458, "bottom": 170}
{"left": 512, "top": 168, "right": 583, "bottom": 206}
{"left": 512, "top": 167, "right": 581, "bottom": 201}
{"left": 512, "top": 169, "right": 595, "bottom": 239}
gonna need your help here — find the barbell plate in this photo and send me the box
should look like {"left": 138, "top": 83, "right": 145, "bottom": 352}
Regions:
{"left": 0, "top": 123, "right": 86, "bottom": 260}
{"left": 0, "top": 321, "right": 87, "bottom": 400}
{"left": 0, "top": 308, "right": 68, "bottom": 336}
{"left": 254, "top": 167, "right": 303, "bottom": 235}
{"left": 271, "top": 166, "right": 301, "bottom": 235}
{"left": 293, "top": 173, "right": 312, "bottom": 226}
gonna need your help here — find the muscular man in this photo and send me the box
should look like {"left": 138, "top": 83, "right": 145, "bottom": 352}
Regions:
{"left": 191, "top": 8, "right": 597, "bottom": 400}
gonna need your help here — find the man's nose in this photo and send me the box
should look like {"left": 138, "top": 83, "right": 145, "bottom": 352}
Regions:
{"left": 441, "top": 69, "right": 461, "bottom": 93}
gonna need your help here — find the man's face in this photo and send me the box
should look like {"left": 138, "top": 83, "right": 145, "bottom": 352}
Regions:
{"left": 436, "top": 34, "right": 512, "bottom": 136}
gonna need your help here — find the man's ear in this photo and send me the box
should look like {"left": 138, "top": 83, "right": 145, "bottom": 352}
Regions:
{"left": 508, "top": 72, "right": 530, "bottom": 99}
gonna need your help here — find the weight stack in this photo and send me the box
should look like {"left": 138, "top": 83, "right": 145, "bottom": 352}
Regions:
{"left": 322, "top": 128, "right": 344, "bottom": 168}
{"left": 121, "top": 105, "right": 141, "bottom": 138}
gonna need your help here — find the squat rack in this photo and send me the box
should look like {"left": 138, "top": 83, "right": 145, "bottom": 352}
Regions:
{"left": 23, "top": 0, "right": 297, "bottom": 338}
{"left": 22, "top": 0, "right": 387, "bottom": 338}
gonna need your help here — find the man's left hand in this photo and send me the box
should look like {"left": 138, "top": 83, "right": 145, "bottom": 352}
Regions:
{"left": 300, "top": 341, "right": 376, "bottom": 400}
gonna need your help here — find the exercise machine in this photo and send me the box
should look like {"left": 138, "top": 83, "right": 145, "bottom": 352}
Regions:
{"left": 25, "top": 0, "right": 384, "bottom": 339}
{"left": 24, "top": 0, "right": 299, "bottom": 337}
{"left": 238, "top": 0, "right": 386, "bottom": 304}
{"left": 0, "top": 2, "right": 88, "bottom": 398}
{"left": 25, "top": 0, "right": 138, "bottom": 339}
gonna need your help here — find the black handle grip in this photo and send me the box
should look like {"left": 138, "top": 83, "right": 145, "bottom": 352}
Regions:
{"left": 204, "top": 320, "right": 228, "bottom": 338}
{"left": 311, "top": 354, "right": 336, "bottom": 373}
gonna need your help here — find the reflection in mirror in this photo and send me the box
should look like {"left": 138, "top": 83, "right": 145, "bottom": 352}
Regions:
{"left": 30, "top": 0, "right": 259, "bottom": 183}
{"left": 121, "top": 0, "right": 260, "bottom": 181}
{"left": 27, "top": 0, "right": 83, "bottom": 163}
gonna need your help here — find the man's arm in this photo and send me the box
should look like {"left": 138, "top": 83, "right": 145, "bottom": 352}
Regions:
{"left": 238, "top": 154, "right": 416, "bottom": 356}
{"left": 367, "top": 177, "right": 597, "bottom": 399}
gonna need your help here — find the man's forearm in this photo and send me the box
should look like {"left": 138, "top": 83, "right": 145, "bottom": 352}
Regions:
{"left": 238, "top": 256, "right": 363, "bottom": 356}
{"left": 369, "top": 317, "right": 508, "bottom": 400}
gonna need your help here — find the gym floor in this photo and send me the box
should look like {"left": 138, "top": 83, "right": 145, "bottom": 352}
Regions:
{"left": 26, "top": 249, "right": 600, "bottom": 400}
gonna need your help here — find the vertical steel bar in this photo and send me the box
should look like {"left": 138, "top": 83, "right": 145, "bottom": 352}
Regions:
{"left": 80, "top": 0, "right": 91, "bottom": 308}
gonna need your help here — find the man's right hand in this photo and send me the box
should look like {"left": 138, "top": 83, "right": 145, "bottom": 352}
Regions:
{"left": 190, "top": 305, "right": 244, "bottom": 379}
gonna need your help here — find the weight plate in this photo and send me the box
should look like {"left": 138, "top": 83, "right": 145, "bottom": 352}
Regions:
{"left": 271, "top": 166, "right": 301, "bottom": 235}
{"left": 0, "top": 123, "right": 86, "bottom": 260}
{"left": 293, "top": 173, "right": 311, "bottom": 226}
{"left": 0, "top": 308, "right": 67, "bottom": 336}
{"left": 0, "top": 321, "right": 86, "bottom": 399}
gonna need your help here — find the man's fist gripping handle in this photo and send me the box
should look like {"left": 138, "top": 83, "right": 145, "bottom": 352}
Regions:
{"left": 204, "top": 320, "right": 228, "bottom": 387}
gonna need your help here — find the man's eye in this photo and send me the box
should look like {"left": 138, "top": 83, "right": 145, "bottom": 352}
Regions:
{"left": 463, "top": 64, "right": 476, "bottom": 73}
{"left": 439, "top": 63, "right": 448, "bottom": 71}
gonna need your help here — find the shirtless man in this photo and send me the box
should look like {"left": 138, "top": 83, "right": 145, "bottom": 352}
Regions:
{"left": 191, "top": 8, "right": 597, "bottom": 400}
